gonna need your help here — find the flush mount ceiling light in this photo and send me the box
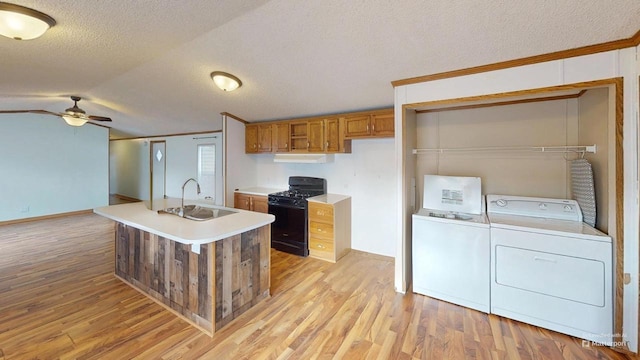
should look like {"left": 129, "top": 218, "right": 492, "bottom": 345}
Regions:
{"left": 211, "top": 71, "right": 242, "bottom": 92}
{"left": 0, "top": 2, "right": 56, "bottom": 40}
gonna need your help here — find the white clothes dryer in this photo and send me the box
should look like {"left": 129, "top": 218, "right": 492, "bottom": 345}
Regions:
{"left": 487, "top": 195, "right": 613, "bottom": 344}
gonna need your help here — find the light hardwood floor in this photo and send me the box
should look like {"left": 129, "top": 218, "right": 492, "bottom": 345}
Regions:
{"left": 0, "top": 213, "right": 634, "bottom": 359}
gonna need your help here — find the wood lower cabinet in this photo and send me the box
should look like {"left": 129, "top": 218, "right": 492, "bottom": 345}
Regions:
{"left": 234, "top": 192, "right": 268, "bottom": 213}
{"left": 308, "top": 195, "right": 351, "bottom": 262}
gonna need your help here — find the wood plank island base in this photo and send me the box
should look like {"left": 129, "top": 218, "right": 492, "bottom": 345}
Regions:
{"left": 95, "top": 201, "right": 274, "bottom": 335}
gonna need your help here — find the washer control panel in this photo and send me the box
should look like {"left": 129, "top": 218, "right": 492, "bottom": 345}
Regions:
{"left": 486, "top": 194, "right": 582, "bottom": 221}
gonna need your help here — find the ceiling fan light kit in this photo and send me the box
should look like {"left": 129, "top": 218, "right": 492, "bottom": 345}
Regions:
{"left": 211, "top": 71, "right": 242, "bottom": 91}
{"left": 62, "top": 115, "right": 88, "bottom": 127}
{"left": 0, "top": 2, "right": 56, "bottom": 40}
{"left": 0, "top": 96, "right": 112, "bottom": 126}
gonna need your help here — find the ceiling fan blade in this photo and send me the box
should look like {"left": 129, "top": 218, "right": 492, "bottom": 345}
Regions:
{"left": 88, "top": 115, "right": 112, "bottom": 122}
{"left": 0, "top": 109, "right": 60, "bottom": 116}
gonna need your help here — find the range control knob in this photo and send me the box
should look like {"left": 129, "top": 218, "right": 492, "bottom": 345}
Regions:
{"left": 563, "top": 205, "right": 573, "bottom": 212}
{"left": 539, "top": 203, "right": 548, "bottom": 210}
{"left": 496, "top": 199, "right": 507, "bottom": 207}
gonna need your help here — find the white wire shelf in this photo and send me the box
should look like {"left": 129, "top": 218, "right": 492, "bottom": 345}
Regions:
{"left": 412, "top": 144, "right": 597, "bottom": 155}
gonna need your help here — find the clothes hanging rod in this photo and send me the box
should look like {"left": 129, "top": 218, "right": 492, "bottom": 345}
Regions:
{"left": 412, "top": 144, "right": 597, "bottom": 154}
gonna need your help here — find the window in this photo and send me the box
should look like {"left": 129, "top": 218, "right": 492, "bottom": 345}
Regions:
{"left": 197, "top": 144, "right": 215, "bottom": 201}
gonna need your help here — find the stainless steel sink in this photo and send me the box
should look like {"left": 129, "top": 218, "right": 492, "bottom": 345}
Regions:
{"left": 157, "top": 205, "right": 237, "bottom": 221}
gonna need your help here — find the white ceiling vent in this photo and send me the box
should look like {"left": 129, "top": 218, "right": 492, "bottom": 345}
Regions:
{"left": 273, "top": 154, "right": 334, "bottom": 164}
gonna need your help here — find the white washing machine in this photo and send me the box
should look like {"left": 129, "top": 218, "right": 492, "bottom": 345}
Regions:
{"left": 487, "top": 195, "right": 612, "bottom": 344}
{"left": 412, "top": 175, "right": 490, "bottom": 313}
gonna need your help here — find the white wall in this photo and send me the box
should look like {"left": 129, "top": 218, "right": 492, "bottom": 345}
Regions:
{"left": 253, "top": 138, "right": 396, "bottom": 257}
{"left": 110, "top": 132, "right": 223, "bottom": 204}
{"left": 578, "top": 88, "right": 610, "bottom": 233}
{"left": 0, "top": 115, "right": 109, "bottom": 221}
{"left": 415, "top": 99, "right": 580, "bottom": 202}
{"left": 223, "top": 116, "right": 257, "bottom": 207}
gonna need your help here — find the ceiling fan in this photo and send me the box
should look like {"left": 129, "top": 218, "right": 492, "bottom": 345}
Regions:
{"left": 0, "top": 96, "right": 112, "bottom": 126}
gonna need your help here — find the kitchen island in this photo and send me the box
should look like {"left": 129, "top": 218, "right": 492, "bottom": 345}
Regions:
{"left": 94, "top": 200, "right": 275, "bottom": 336}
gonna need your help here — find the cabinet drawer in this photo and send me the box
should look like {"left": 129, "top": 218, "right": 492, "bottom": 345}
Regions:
{"left": 309, "top": 203, "right": 333, "bottom": 223}
{"left": 309, "top": 237, "right": 334, "bottom": 253}
{"left": 310, "top": 221, "right": 334, "bottom": 239}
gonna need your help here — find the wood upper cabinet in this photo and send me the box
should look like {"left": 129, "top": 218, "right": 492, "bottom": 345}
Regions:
{"left": 371, "top": 112, "right": 395, "bottom": 137}
{"left": 273, "top": 122, "right": 290, "bottom": 152}
{"left": 324, "top": 117, "right": 341, "bottom": 153}
{"left": 245, "top": 124, "right": 273, "bottom": 153}
{"left": 343, "top": 115, "right": 371, "bottom": 138}
{"left": 245, "top": 108, "right": 391, "bottom": 154}
{"left": 257, "top": 124, "right": 273, "bottom": 152}
{"left": 245, "top": 124, "right": 259, "bottom": 153}
{"left": 289, "top": 121, "right": 309, "bottom": 152}
{"left": 291, "top": 118, "right": 344, "bottom": 153}
{"left": 307, "top": 119, "right": 325, "bottom": 152}
{"left": 234, "top": 192, "right": 268, "bottom": 213}
{"left": 343, "top": 110, "right": 394, "bottom": 139}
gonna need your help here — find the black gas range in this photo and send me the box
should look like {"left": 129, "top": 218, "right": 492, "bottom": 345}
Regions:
{"left": 268, "top": 176, "right": 327, "bottom": 256}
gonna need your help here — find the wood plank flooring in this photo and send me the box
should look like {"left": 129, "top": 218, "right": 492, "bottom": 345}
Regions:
{"left": 0, "top": 213, "right": 635, "bottom": 359}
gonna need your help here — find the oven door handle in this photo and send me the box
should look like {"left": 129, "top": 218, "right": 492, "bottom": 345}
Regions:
{"left": 268, "top": 202, "right": 305, "bottom": 210}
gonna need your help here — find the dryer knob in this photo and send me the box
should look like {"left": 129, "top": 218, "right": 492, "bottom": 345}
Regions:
{"left": 539, "top": 203, "right": 547, "bottom": 210}
{"left": 563, "top": 205, "right": 573, "bottom": 212}
{"left": 496, "top": 199, "right": 507, "bottom": 207}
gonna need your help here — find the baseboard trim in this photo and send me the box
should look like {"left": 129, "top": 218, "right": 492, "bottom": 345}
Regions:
{"left": 111, "top": 194, "right": 141, "bottom": 202}
{"left": 0, "top": 209, "right": 94, "bottom": 226}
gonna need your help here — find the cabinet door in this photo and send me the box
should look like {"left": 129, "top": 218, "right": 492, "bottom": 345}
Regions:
{"left": 371, "top": 112, "right": 394, "bottom": 137}
{"left": 324, "top": 118, "right": 340, "bottom": 153}
{"left": 273, "top": 122, "right": 290, "bottom": 152}
{"left": 343, "top": 115, "right": 371, "bottom": 138}
{"left": 245, "top": 125, "right": 258, "bottom": 153}
{"left": 251, "top": 195, "right": 269, "bottom": 213}
{"left": 234, "top": 193, "right": 251, "bottom": 210}
{"left": 257, "top": 124, "right": 273, "bottom": 152}
{"left": 307, "top": 119, "right": 325, "bottom": 152}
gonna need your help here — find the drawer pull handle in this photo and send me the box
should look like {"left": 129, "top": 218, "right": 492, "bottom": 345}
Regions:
{"left": 317, "top": 244, "right": 325, "bottom": 249}
{"left": 534, "top": 256, "right": 557, "bottom": 263}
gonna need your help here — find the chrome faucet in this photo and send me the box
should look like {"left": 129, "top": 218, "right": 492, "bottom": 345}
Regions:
{"left": 181, "top": 178, "right": 201, "bottom": 209}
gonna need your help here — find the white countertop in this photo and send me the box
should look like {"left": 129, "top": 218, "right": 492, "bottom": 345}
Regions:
{"left": 94, "top": 200, "right": 275, "bottom": 246}
{"left": 308, "top": 194, "right": 351, "bottom": 204}
{"left": 235, "top": 187, "right": 284, "bottom": 196}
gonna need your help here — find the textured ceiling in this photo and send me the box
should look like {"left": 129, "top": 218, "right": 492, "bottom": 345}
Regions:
{"left": 1, "top": 0, "right": 639, "bottom": 138}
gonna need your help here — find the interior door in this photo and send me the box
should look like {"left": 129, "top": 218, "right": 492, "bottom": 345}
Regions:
{"left": 150, "top": 141, "right": 166, "bottom": 205}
